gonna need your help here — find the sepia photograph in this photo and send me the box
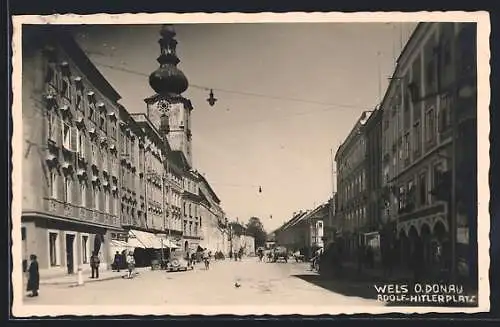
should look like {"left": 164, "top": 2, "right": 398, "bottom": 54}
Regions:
{"left": 10, "top": 12, "right": 490, "bottom": 316}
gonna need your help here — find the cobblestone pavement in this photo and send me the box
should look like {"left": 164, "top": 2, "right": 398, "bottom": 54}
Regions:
{"left": 23, "top": 258, "right": 382, "bottom": 307}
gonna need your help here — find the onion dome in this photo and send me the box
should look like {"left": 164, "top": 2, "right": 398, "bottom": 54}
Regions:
{"left": 149, "top": 25, "right": 189, "bottom": 96}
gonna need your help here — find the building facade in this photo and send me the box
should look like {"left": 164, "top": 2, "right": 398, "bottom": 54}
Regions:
{"left": 365, "top": 107, "right": 384, "bottom": 233}
{"left": 335, "top": 114, "right": 370, "bottom": 256}
{"left": 197, "top": 173, "right": 226, "bottom": 252}
{"left": 380, "top": 22, "right": 477, "bottom": 279}
{"left": 21, "top": 27, "right": 124, "bottom": 276}
{"left": 20, "top": 25, "right": 232, "bottom": 278}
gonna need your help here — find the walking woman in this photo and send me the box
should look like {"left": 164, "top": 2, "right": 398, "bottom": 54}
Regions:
{"left": 26, "top": 254, "right": 39, "bottom": 297}
{"left": 126, "top": 252, "right": 135, "bottom": 279}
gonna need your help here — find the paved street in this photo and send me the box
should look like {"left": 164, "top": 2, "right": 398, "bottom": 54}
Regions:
{"left": 24, "top": 258, "right": 381, "bottom": 307}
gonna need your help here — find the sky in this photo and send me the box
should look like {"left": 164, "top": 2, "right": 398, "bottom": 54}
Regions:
{"left": 70, "top": 22, "right": 417, "bottom": 233}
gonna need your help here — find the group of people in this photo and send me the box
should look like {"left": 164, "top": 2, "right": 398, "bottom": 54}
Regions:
{"left": 229, "top": 248, "right": 244, "bottom": 261}
{"left": 112, "top": 251, "right": 136, "bottom": 279}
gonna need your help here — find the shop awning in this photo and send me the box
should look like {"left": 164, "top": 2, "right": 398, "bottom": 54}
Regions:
{"left": 127, "top": 230, "right": 179, "bottom": 249}
{"left": 109, "top": 239, "right": 134, "bottom": 253}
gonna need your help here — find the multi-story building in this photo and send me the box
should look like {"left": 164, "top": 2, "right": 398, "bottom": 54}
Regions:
{"left": 21, "top": 27, "right": 124, "bottom": 276}
{"left": 197, "top": 173, "right": 226, "bottom": 252}
{"left": 117, "top": 106, "right": 146, "bottom": 231}
{"left": 365, "top": 107, "right": 384, "bottom": 233}
{"left": 335, "top": 114, "right": 370, "bottom": 256}
{"left": 380, "top": 22, "right": 477, "bottom": 279}
{"left": 273, "top": 203, "right": 329, "bottom": 257}
{"left": 131, "top": 113, "right": 166, "bottom": 234}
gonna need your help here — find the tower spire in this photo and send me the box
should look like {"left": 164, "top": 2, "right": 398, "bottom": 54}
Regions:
{"left": 149, "top": 24, "right": 189, "bottom": 96}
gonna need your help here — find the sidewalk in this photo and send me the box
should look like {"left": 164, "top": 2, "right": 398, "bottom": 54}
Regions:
{"left": 39, "top": 268, "right": 148, "bottom": 287}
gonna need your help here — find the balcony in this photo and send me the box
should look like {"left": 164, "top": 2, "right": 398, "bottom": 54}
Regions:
{"left": 44, "top": 197, "right": 121, "bottom": 228}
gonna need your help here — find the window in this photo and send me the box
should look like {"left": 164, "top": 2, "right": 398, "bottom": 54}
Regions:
{"left": 404, "top": 133, "right": 410, "bottom": 160}
{"left": 91, "top": 143, "right": 97, "bottom": 164}
{"left": 414, "top": 122, "right": 422, "bottom": 156}
{"left": 63, "top": 177, "right": 72, "bottom": 203}
{"left": 76, "top": 94, "right": 83, "bottom": 112}
{"left": 425, "top": 107, "right": 436, "bottom": 143}
{"left": 77, "top": 130, "right": 85, "bottom": 157}
{"left": 81, "top": 183, "right": 87, "bottom": 207}
{"left": 49, "top": 232, "right": 60, "bottom": 267}
{"left": 61, "top": 79, "right": 70, "bottom": 99}
{"left": 398, "top": 186, "right": 406, "bottom": 210}
{"left": 49, "top": 171, "right": 58, "bottom": 199}
{"left": 419, "top": 172, "right": 428, "bottom": 206}
{"left": 93, "top": 187, "right": 99, "bottom": 210}
{"left": 432, "top": 162, "right": 444, "bottom": 188}
{"left": 47, "top": 113, "right": 58, "bottom": 141}
{"left": 439, "top": 94, "right": 451, "bottom": 132}
{"left": 62, "top": 122, "right": 72, "bottom": 150}
{"left": 81, "top": 235, "right": 89, "bottom": 264}
{"left": 88, "top": 103, "right": 95, "bottom": 121}
{"left": 105, "top": 192, "right": 110, "bottom": 213}
{"left": 99, "top": 111, "right": 107, "bottom": 132}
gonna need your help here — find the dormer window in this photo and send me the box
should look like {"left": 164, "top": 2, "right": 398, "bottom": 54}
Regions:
{"left": 75, "top": 116, "right": 86, "bottom": 130}
{"left": 87, "top": 91, "right": 96, "bottom": 103}
{"left": 97, "top": 102, "right": 106, "bottom": 112}
{"left": 73, "top": 76, "right": 83, "bottom": 90}
{"left": 59, "top": 104, "right": 70, "bottom": 115}
{"left": 107, "top": 112, "right": 117, "bottom": 121}
{"left": 45, "top": 153, "right": 58, "bottom": 167}
{"left": 60, "top": 61, "right": 70, "bottom": 76}
{"left": 77, "top": 169, "right": 88, "bottom": 180}
{"left": 45, "top": 94, "right": 57, "bottom": 110}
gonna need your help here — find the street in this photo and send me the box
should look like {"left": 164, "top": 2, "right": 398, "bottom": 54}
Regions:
{"left": 24, "top": 258, "right": 381, "bottom": 307}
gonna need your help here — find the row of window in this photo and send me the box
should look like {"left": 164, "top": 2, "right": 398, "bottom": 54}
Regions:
{"left": 45, "top": 230, "right": 91, "bottom": 267}
{"left": 47, "top": 64, "right": 119, "bottom": 139}
{"left": 338, "top": 170, "right": 366, "bottom": 205}
{"left": 183, "top": 220, "right": 201, "bottom": 236}
{"left": 48, "top": 171, "right": 119, "bottom": 215}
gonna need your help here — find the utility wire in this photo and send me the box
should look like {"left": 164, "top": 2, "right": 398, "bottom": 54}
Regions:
{"left": 87, "top": 58, "right": 374, "bottom": 111}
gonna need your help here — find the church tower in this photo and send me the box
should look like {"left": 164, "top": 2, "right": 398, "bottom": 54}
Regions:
{"left": 145, "top": 25, "right": 193, "bottom": 166}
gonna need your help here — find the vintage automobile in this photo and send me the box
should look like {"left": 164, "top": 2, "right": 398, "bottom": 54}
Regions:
{"left": 272, "top": 246, "right": 288, "bottom": 263}
{"left": 166, "top": 250, "right": 194, "bottom": 272}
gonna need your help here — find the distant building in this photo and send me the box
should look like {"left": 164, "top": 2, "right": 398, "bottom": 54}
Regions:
{"left": 274, "top": 203, "right": 330, "bottom": 257}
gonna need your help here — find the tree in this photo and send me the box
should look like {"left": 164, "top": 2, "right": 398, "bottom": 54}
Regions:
{"left": 246, "top": 217, "right": 267, "bottom": 249}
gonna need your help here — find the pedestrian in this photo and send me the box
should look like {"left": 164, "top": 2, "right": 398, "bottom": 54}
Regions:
{"left": 203, "top": 249, "right": 210, "bottom": 270}
{"left": 90, "top": 251, "right": 100, "bottom": 279}
{"left": 26, "top": 254, "right": 39, "bottom": 297}
{"left": 113, "top": 251, "right": 122, "bottom": 272}
{"left": 126, "top": 252, "right": 135, "bottom": 279}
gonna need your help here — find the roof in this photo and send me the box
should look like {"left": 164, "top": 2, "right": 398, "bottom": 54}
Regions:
{"left": 197, "top": 173, "right": 221, "bottom": 204}
{"left": 168, "top": 151, "right": 191, "bottom": 172}
{"left": 288, "top": 203, "right": 329, "bottom": 229}
{"left": 131, "top": 113, "right": 171, "bottom": 153}
{"left": 27, "top": 26, "right": 122, "bottom": 103}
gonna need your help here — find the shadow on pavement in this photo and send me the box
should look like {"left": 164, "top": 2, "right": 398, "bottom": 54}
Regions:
{"left": 292, "top": 274, "right": 378, "bottom": 300}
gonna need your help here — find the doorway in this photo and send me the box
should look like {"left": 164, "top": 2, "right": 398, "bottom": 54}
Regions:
{"left": 66, "top": 233, "right": 76, "bottom": 274}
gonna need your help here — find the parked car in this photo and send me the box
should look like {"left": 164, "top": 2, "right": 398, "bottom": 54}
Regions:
{"left": 166, "top": 251, "right": 194, "bottom": 272}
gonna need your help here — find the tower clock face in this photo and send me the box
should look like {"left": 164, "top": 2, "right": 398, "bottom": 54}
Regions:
{"left": 157, "top": 100, "right": 171, "bottom": 114}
